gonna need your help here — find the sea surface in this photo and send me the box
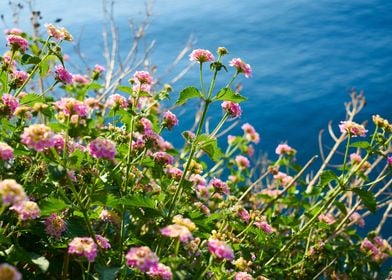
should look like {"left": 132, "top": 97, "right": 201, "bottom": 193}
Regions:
{"left": 1, "top": 0, "right": 391, "bottom": 243}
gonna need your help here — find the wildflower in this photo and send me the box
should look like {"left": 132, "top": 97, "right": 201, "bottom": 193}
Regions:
{"left": 2, "top": 94, "right": 19, "bottom": 113}
{"left": 139, "top": 117, "right": 153, "bottom": 132}
{"left": 4, "top": 28, "right": 23, "bottom": 35}
{"left": 235, "top": 155, "right": 250, "bottom": 170}
{"left": 13, "top": 105, "right": 32, "bottom": 119}
{"left": 172, "top": 215, "right": 196, "bottom": 231}
{"left": 153, "top": 152, "right": 174, "bottom": 165}
{"left": 236, "top": 207, "right": 250, "bottom": 223}
{"left": 1, "top": 52, "right": 16, "bottom": 71}
{"left": 134, "top": 71, "right": 153, "bottom": 85}
{"left": 160, "top": 224, "right": 193, "bottom": 243}
{"left": 189, "top": 174, "right": 207, "bottom": 186}
{"left": 349, "top": 211, "right": 365, "bottom": 227}
{"left": 0, "top": 179, "right": 26, "bottom": 205}
{"left": 273, "top": 171, "right": 293, "bottom": 187}
{"left": 93, "top": 64, "right": 105, "bottom": 73}
{"left": 246, "top": 144, "right": 255, "bottom": 156}
{"left": 318, "top": 213, "right": 336, "bottom": 225}
{"left": 275, "top": 143, "right": 296, "bottom": 156}
{"left": 241, "top": 123, "right": 260, "bottom": 144}
{"left": 6, "top": 34, "right": 28, "bottom": 52}
{"left": 45, "top": 23, "right": 73, "bottom": 41}
{"left": 72, "top": 74, "right": 90, "bottom": 85}
{"left": 387, "top": 155, "right": 392, "bottom": 166}
{"left": 147, "top": 263, "right": 173, "bottom": 280}
{"left": 229, "top": 58, "right": 252, "bottom": 78}
{"left": 189, "top": 49, "right": 215, "bottom": 63}
{"left": 254, "top": 221, "right": 273, "bottom": 234}
{"left": 0, "top": 263, "right": 22, "bottom": 280}
{"left": 0, "top": 142, "right": 14, "bottom": 161}
{"left": 227, "top": 135, "right": 237, "bottom": 145}
{"left": 45, "top": 213, "right": 67, "bottom": 239}
{"left": 164, "top": 165, "right": 183, "bottom": 180}
{"left": 350, "top": 153, "right": 362, "bottom": 164}
{"left": 68, "top": 237, "right": 98, "bottom": 262}
{"left": 235, "top": 272, "right": 253, "bottom": 280}
{"left": 217, "top": 47, "right": 229, "bottom": 56}
{"left": 210, "top": 178, "right": 230, "bottom": 195}
{"left": 54, "top": 65, "right": 73, "bottom": 84}
{"left": 87, "top": 138, "right": 116, "bottom": 160}
{"left": 208, "top": 239, "right": 234, "bottom": 261}
{"left": 96, "top": 235, "right": 111, "bottom": 249}
{"left": 52, "top": 134, "right": 65, "bottom": 151}
{"left": 339, "top": 121, "right": 367, "bottom": 137}
{"left": 10, "top": 200, "right": 40, "bottom": 220}
{"left": 106, "top": 94, "right": 128, "bottom": 109}
{"left": 194, "top": 202, "right": 210, "bottom": 216}
{"left": 21, "top": 124, "right": 55, "bottom": 152}
{"left": 10, "top": 70, "right": 28, "bottom": 88}
{"left": 233, "top": 257, "right": 252, "bottom": 271}
{"left": 196, "top": 185, "right": 211, "bottom": 200}
{"left": 163, "top": 111, "right": 179, "bottom": 130}
{"left": 125, "top": 246, "right": 159, "bottom": 272}
{"left": 99, "top": 209, "right": 121, "bottom": 226}
{"left": 221, "top": 101, "right": 242, "bottom": 118}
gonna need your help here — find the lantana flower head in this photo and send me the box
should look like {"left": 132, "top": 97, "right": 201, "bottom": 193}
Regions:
{"left": 235, "top": 155, "right": 250, "bottom": 169}
{"left": 0, "top": 142, "right": 14, "bottom": 161}
{"left": 254, "top": 221, "right": 273, "bottom": 234}
{"left": 163, "top": 111, "right": 179, "bottom": 130}
{"left": 96, "top": 235, "right": 111, "bottom": 249}
{"left": 349, "top": 211, "right": 365, "bottom": 227}
{"left": 241, "top": 123, "right": 260, "bottom": 144}
{"left": 208, "top": 239, "right": 234, "bottom": 261}
{"left": 221, "top": 101, "right": 242, "bottom": 118}
{"left": 189, "top": 49, "right": 215, "bottom": 63}
{"left": 273, "top": 171, "right": 293, "bottom": 187}
{"left": 160, "top": 224, "right": 193, "bottom": 243}
{"left": 4, "top": 28, "right": 23, "bottom": 35}
{"left": 210, "top": 178, "right": 230, "bottom": 195}
{"left": 125, "top": 246, "right": 159, "bottom": 272}
{"left": 235, "top": 272, "right": 253, "bottom": 280}
{"left": 44, "top": 213, "right": 67, "bottom": 239}
{"left": 45, "top": 23, "right": 72, "bottom": 41}
{"left": 134, "top": 70, "right": 153, "bottom": 85}
{"left": 147, "top": 263, "right": 173, "bottom": 280}
{"left": 0, "top": 179, "right": 26, "bottom": 205}
{"left": 2, "top": 94, "right": 19, "bottom": 113}
{"left": 172, "top": 215, "right": 196, "bottom": 231}
{"left": 318, "top": 213, "right": 336, "bottom": 225}
{"left": 164, "top": 165, "right": 183, "bottom": 180}
{"left": 10, "top": 70, "right": 28, "bottom": 88}
{"left": 10, "top": 200, "right": 40, "bottom": 220}
{"left": 339, "top": 121, "right": 367, "bottom": 137}
{"left": 87, "top": 138, "right": 116, "bottom": 160}
{"left": 0, "top": 263, "right": 22, "bottom": 280}
{"left": 229, "top": 58, "right": 252, "bottom": 78}
{"left": 72, "top": 74, "right": 90, "bottom": 85}
{"left": 54, "top": 65, "right": 73, "bottom": 84}
{"left": 6, "top": 34, "right": 28, "bottom": 52}
{"left": 106, "top": 94, "right": 128, "bottom": 109}
{"left": 275, "top": 143, "right": 296, "bottom": 156}
{"left": 21, "top": 124, "right": 55, "bottom": 152}
{"left": 68, "top": 237, "right": 98, "bottom": 262}
{"left": 153, "top": 151, "right": 174, "bottom": 165}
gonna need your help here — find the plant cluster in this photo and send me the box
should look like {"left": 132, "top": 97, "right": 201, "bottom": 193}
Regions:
{"left": 0, "top": 24, "right": 391, "bottom": 280}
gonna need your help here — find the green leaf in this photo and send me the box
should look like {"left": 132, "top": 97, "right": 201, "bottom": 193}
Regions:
{"left": 352, "top": 188, "right": 376, "bottom": 213}
{"left": 319, "top": 170, "right": 338, "bottom": 187}
{"left": 175, "top": 86, "right": 203, "bottom": 105}
{"left": 119, "top": 195, "right": 156, "bottom": 209}
{"left": 214, "top": 88, "right": 247, "bottom": 103}
{"left": 21, "top": 54, "right": 41, "bottom": 65}
{"left": 333, "top": 201, "right": 347, "bottom": 215}
{"left": 196, "top": 134, "right": 223, "bottom": 162}
{"left": 350, "top": 141, "right": 370, "bottom": 149}
{"left": 117, "top": 85, "right": 133, "bottom": 94}
{"left": 48, "top": 163, "right": 67, "bottom": 181}
{"left": 96, "top": 265, "right": 120, "bottom": 280}
{"left": 40, "top": 197, "right": 70, "bottom": 216}
{"left": 20, "top": 93, "right": 45, "bottom": 105}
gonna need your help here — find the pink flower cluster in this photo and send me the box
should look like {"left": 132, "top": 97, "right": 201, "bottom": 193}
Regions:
{"left": 6, "top": 34, "right": 28, "bottom": 52}
{"left": 221, "top": 101, "right": 242, "bottom": 118}
{"left": 189, "top": 49, "right": 215, "bottom": 63}
{"left": 339, "top": 121, "right": 368, "bottom": 137}
{"left": 318, "top": 213, "right": 336, "bottom": 225}
{"left": 68, "top": 237, "right": 98, "bottom": 262}
{"left": 349, "top": 211, "right": 365, "bottom": 227}
{"left": 106, "top": 94, "right": 128, "bottom": 109}
{"left": 146, "top": 263, "right": 173, "bottom": 280}
{"left": 235, "top": 155, "right": 250, "bottom": 170}
{"left": 236, "top": 207, "right": 250, "bottom": 223}
{"left": 72, "top": 74, "right": 90, "bottom": 85}
{"left": 0, "top": 263, "right": 22, "bottom": 280}
{"left": 209, "top": 178, "right": 230, "bottom": 195}
{"left": 2, "top": 94, "right": 19, "bottom": 113}
{"left": 54, "top": 65, "right": 73, "bottom": 84}
{"left": 10, "top": 200, "right": 40, "bottom": 220}
{"left": 163, "top": 111, "right": 179, "bottom": 130}
{"left": 360, "top": 236, "right": 392, "bottom": 262}
{"left": 0, "top": 179, "right": 26, "bottom": 205}
{"left": 125, "top": 246, "right": 159, "bottom": 272}
{"left": 87, "top": 138, "right": 116, "bottom": 160}
{"left": 160, "top": 224, "right": 193, "bottom": 243}
{"left": 133, "top": 71, "right": 153, "bottom": 93}
{"left": 0, "top": 142, "right": 14, "bottom": 161}
{"left": 208, "top": 239, "right": 235, "bottom": 261}
{"left": 20, "top": 124, "right": 55, "bottom": 152}
{"left": 229, "top": 58, "right": 252, "bottom": 78}
{"left": 96, "top": 235, "right": 111, "bottom": 250}
{"left": 44, "top": 213, "right": 67, "bottom": 239}
{"left": 275, "top": 143, "right": 296, "bottom": 156}
{"left": 4, "top": 28, "right": 23, "bottom": 35}
{"left": 153, "top": 151, "right": 174, "bottom": 165}
{"left": 273, "top": 171, "right": 293, "bottom": 187}
{"left": 235, "top": 272, "right": 253, "bottom": 280}
{"left": 45, "top": 23, "right": 73, "bottom": 41}
{"left": 164, "top": 165, "right": 183, "bottom": 180}
{"left": 11, "top": 70, "right": 28, "bottom": 87}
{"left": 241, "top": 123, "right": 260, "bottom": 144}
{"left": 254, "top": 221, "right": 273, "bottom": 234}
{"left": 54, "top": 97, "right": 89, "bottom": 125}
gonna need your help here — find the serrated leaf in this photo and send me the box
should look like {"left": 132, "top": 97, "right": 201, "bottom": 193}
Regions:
{"left": 117, "top": 85, "right": 133, "bottom": 94}
{"left": 196, "top": 134, "right": 223, "bottom": 162}
{"left": 20, "top": 93, "right": 45, "bottom": 105}
{"left": 21, "top": 54, "right": 41, "bottom": 65}
{"left": 119, "top": 195, "right": 156, "bottom": 209}
{"left": 352, "top": 188, "right": 376, "bottom": 213}
{"left": 214, "top": 88, "right": 247, "bottom": 103}
{"left": 350, "top": 141, "right": 370, "bottom": 149}
{"left": 40, "top": 197, "right": 70, "bottom": 216}
{"left": 319, "top": 170, "right": 338, "bottom": 187}
{"left": 175, "top": 86, "right": 202, "bottom": 105}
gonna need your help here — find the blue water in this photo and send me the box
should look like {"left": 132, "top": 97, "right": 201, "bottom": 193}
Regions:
{"left": 1, "top": 0, "right": 391, "bottom": 247}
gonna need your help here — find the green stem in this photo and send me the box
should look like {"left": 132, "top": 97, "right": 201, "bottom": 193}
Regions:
{"left": 199, "top": 63, "right": 206, "bottom": 96}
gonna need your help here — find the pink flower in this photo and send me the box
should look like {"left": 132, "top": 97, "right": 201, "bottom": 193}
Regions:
{"left": 254, "top": 221, "right": 273, "bottom": 234}
{"left": 72, "top": 74, "right": 90, "bottom": 85}
{"left": 0, "top": 263, "right": 22, "bottom": 280}
{"left": 164, "top": 165, "right": 183, "bottom": 180}
{"left": 21, "top": 124, "right": 55, "bottom": 152}
{"left": 241, "top": 123, "right": 260, "bottom": 144}
{"left": 87, "top": 138, "right": 116, "bottom": 160}
{"left": 349, "top": 211, "right": 365, "bottom": 227}
{"left": 53, "top": 134, "right": 65, "bottom": 151}
{"left": 0, "top": 142, "right": 14, "bottom": 161}
{"left": 0, "top": 179, "right": 26, "bottom": 205}
{"left": 235, "top": 155, "right": 250, "bottom": 169}
{"left": 318, "top": 213, "right": 336, "bottom": 225}
{"left": 236, "top": 207, "right": 250, "bottom": 223}
{"left": 134, "top": 71, "right": 153, "bottom": 85}
{"left": 350, "top": 153, "right": 362, "bottom": 164}
{"left": 387, "top": 155, "right": 392, "bottom": 166}
{"left": 189, "top": 49, "right": 215, "bottom": 63}
{"left": 106, "top": 94, "right": 128, "bottom": 109}
{"left": 210, "top": 178, "right": 230, "bottom": 195}
{"left": 6, "top": 34, "right": 28, "bottom": 52}
{"left": 153, "top": 152, "right": 174, "bottom": 165}
{"left": 227, "top": 135, "right": 237, "bottom": 145}
{"left": 147, "top": 263, "right": 173, "bottom": 280}
{"left": 45, "top": 23, "right": 72, "bottom": 41}
{"left": 96, "top": 235, "right": 111, "bottom": 249}
{"left": 273, "top": 171, "right": 293, "bottom": 187}
{"left": 221, "top": 101, "right": 242, "bottom": 118}
{"left": 208, "top": 239, "right": 234, "bottom": 261}
{"left": 163, "top": 111, "right": 179, "bottom": 130}
{"left": 160, "top": 224, "right": 193, "bottom": 243}
{"left": 68, "top": 237, "right": 98, "bottom": 262}
{"left": 229, "top": 58, "right": 252, "bottom": 78}
{"left": 11, "top": 70, "right": 28, "bottom": 87}
{"left": 99, "top": 209, "right": 121, "bottom": 225}
{"left": 235, "top": 272, "right": 253, "bottom": 280}
{"left": 54, "top": 65, "right": 73, "bottom": 84}
{"left": 125, "top": 246, "right": 159, "bottom": 272}
{"left": 10, "top": 200, "right": 40, "bottom": 220}
{"left": 94, "top": 64, "right": 105, "bottom": 73}
{"left": 45, "top": 213, "right": 67, "bottom": 239}
{"left": 339, "top": 121, "right": 367, "bottom": 137}
{"left": 275, "top": 143, "right": 296, "bottom": 156}
{"left": 4, "top": 28, "right": 23, "bottom": 35}
{"left": 2, "top": 94, "right": 19, "bottom": 113}
{"left": 55, "top": 97, "right": 89, "bottom": 117}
